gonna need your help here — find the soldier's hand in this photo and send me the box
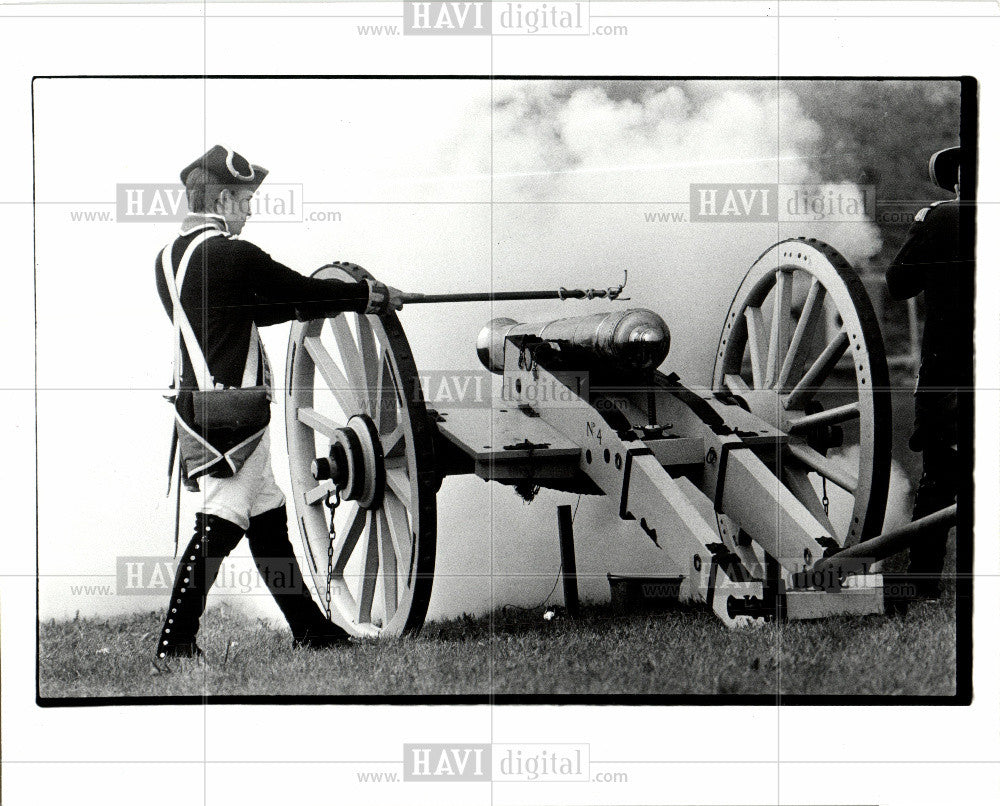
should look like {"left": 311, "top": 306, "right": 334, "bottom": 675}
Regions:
{"left": 365, "top": 279, "right": 405, "bottom": 314}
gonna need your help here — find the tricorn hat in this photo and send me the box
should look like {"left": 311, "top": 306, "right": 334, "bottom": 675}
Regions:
{"left": 928, "top": 146, "right": 961, "bottom": 192}
{"left": 179, "top": 145, "right": 268, "bottom": 191}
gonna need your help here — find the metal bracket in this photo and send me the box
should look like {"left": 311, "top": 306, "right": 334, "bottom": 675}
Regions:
{"left": 712, "top": 441, "right": 756, "bottom": 514}
{"left": 502, "top": 438, "right": 550, "bottom": 452}
{"left": 618, "top": 446, "right": 654, "bottom": 521}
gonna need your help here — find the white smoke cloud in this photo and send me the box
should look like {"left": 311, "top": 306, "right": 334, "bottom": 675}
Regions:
{"left": 456, "top": 81, "right": 883, "bottom": 378}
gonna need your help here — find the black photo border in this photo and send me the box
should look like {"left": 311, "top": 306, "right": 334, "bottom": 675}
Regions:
{"left": 33, "top": 74, "right": 977, "bottom": 707}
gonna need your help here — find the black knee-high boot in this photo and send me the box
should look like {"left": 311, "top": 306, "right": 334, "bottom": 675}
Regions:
{"left": 245, "top": 505, "right": 351, "bottom": 647}
{"left": 153, "top": 512, "right": 245, "bottom": 662}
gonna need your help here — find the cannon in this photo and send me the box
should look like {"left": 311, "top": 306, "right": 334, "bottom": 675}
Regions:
{"left": 283, "top": 237, "right": 954, "bottom": 638}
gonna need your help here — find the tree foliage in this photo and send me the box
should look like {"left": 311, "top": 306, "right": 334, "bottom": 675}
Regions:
{"left": 793, "top": 79, "right": 963, "bottom": 266}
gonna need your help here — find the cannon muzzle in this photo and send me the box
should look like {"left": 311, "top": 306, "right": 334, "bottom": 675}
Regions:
{"left": 477, "top": 309, "right": 670, "bottom": 374}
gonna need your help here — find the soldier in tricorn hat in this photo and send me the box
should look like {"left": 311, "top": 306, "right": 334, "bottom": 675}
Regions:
{"left": 152, "top": 145, "right": 402, "bottom": 673}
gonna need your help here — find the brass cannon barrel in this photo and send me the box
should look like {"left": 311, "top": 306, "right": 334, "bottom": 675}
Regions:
{"left": 476, "top": 309, "right": 671, "bottom": 374}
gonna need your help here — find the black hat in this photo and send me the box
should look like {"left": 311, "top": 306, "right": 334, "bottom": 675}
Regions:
{"left": 179, "top": 145, "right": 268, "bottom": 190}
{"left": 928, "top": 147, "right": 961, "bottom": 191}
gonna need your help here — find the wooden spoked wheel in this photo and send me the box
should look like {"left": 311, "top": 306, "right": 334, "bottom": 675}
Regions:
{"left": 285, "top": 263, "right": 436, "bottom": 638}
{"left": 712, "top": 238, "right": 891, "bottom": 550}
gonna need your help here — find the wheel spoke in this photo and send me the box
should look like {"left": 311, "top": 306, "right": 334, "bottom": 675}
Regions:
{"left": 787, "top": 443, "right": 858, "bottom": 493}
{"left": 355, "top": 315, "right": 381, "bottom": 413}
{"left": 784, "top": 329, "right": 850, "bottom": 410}
{"left": 328, "top": 581, "right": 358, "bottom": 623}
{"left": 383, "top": 490, "right": 413, "bottom": 580}
{"left": 375, "top": 358, "right": 399, "bottom": 433}
{"left": 724, "top": 373, "right": 751, "bottom": 397}
{"left": 303, "top": 336, "right": 363, "bottom": 415}
{"left": 329, "top": 316, "right": 367, "bottom": 413}
{"left": 385, "top": 466, "right": 412, "bottom": 509}
{"left": 331, "top": 502, "right": 366, "bottom": 577}
{"left": 297, "top": 406, "right": 342, "bottom": 439}
{"left": 743, "top": 306, "right": 766, "bottom": 389}
{"left": 304, "top": 480, "right": 335, "bottom": 506}
{"left": 382, "top": 425, "right": 405, "bottom": 460}
{"left": 377, "top": 509, "right": 398, "bottom": 621}
{"left": 765, "top": 270, "right": 792, "bottom": 388}
{"left": 787, "top": 401, "right": 861, "bottom": 434}
{"left": 777, "top": 277, "right": 825, "bottom": 392}
{"left": 357, "top": 512, "right": 379, "bottom": 624}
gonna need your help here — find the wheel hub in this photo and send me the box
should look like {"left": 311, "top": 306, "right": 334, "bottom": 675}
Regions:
{"left": 801, "top": 400, "right": 844, "bottom": 455}
{"left": 311, "top": 414, "right": 385, "bottom": 509}
{"left": 735, "top": 390, "right": 841, "bottom": 456}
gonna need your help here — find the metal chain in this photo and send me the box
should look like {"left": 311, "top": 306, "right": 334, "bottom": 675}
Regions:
{"left": 821, "top": 476, "right": 830, "bottom": 516}
{"left": 325, "top": 487, "right": 340, "bottom": 620}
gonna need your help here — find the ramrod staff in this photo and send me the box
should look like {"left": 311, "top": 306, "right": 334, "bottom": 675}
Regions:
{"left": 398, "top": 272, "right": 629, "bottom": 305}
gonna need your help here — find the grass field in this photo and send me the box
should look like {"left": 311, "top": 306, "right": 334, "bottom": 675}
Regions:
{"left": 38, "top": 588, "right": 957, "bottom": 700}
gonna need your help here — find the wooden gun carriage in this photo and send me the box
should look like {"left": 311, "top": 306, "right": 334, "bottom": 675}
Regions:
{"left": 283, "top": 238, "right": 956, "bottom": 637}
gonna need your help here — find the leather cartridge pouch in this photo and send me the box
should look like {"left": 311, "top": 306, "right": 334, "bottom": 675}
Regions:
{"left": 191, "top": 386, "right": 271, "bottom": 432}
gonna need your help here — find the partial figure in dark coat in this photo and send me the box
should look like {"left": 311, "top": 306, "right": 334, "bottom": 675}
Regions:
{"left": 885, "top": 146, "right": 972, "bottom": 600}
